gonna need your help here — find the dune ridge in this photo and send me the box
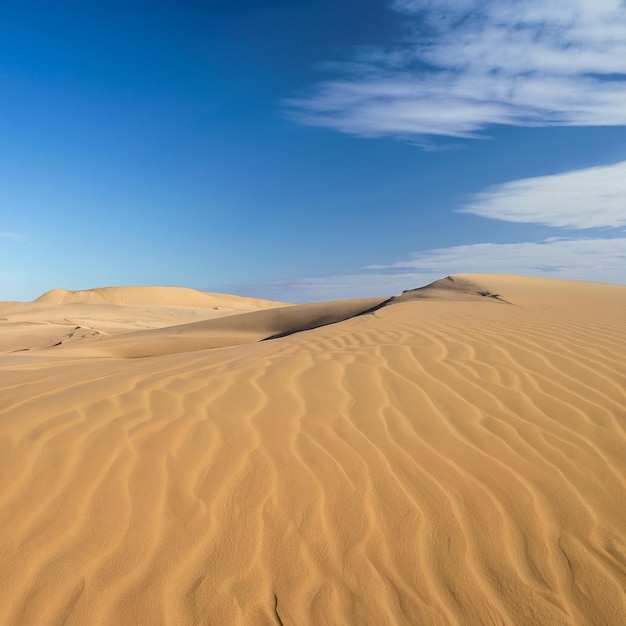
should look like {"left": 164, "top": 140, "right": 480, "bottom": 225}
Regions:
{"left": 0, "top": 275, "right": 625, "bottom": 625}
{"left": 51, "top": 297, "right": 389, "bottom": 357}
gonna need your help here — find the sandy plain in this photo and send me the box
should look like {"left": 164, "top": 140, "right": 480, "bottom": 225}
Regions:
{"left": 0, "top": 275, "right": 624, "bottom": 625}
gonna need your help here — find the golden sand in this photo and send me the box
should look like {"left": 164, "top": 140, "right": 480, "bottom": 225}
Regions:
{"left": 1, "top": 275, "right": 624, "bottom": 625}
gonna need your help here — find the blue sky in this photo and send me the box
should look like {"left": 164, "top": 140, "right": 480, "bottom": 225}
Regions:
{"left": 2, "top": 0, "right": 625, "bottom": 302}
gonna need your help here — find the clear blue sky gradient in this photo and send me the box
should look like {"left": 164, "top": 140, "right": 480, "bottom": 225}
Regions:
{"left": 2, "top": 1, "right": 625, "bottom": 301}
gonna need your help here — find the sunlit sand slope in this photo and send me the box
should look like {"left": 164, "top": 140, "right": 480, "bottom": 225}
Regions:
{"left": 0, "top": 275, "right": 624, "bottom": 625}
{"left": 0, "top": 286, "right": 288, "bottom": 354}
{"left": 53, "top": 297, "right": 389, "bottom": 357}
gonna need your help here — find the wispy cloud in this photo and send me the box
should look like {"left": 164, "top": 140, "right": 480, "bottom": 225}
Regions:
{"left": 241, "top": 238, "right": 626, "bottom": 302}
{"left": 288, "top": 0, "right": 626, "bottom": 139}
{"left": 371, "top": 237, "right": 626, "bottom": 278}
{"left": 460, "top": 160, "right": 626, "bottom": 229}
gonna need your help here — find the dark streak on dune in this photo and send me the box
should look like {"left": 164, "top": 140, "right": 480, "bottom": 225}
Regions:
{"left": 273, "top": 592, "right": 285, "bottom": 626}
{"left": 263, "top": 297, "right": 395, "bottom": 341}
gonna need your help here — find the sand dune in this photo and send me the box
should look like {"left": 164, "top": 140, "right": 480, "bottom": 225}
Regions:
{"left": 35, "top": 285, "right": 288, "bottom": 310}
{"left": 52, "top": 297, "right": 389, "bottom": 357}
{"left": 0, "top": 286, "right": 288, "bottom": 354}
{"left": 1, "top": 275, "right": 624, "bottom": 625}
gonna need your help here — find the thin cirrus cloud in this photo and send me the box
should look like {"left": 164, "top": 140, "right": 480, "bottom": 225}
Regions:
{"left": 369, "top": 237, "right": 626, "bottom": 278}
{"left": 460, "top": 160, "right": 626, "bottom": 229}
{"left": 252, "top": 237, "right": 626, "bottom": 302}
{"left": 288, "top": 0, "right": 626, "bottom": 138}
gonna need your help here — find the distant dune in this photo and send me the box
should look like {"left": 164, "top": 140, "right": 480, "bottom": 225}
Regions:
{"left": 1, "top": 275, "right": 624, "bottom": 625}
{"left": 34, "top": 285, "right": 288, "bottom": 310}
{"left": 0, "top": 286, "right": 288, "bottom": 354}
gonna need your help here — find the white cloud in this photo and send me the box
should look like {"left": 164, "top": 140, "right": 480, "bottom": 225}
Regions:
{"left": 244, "top": 157, "right": 626, "bottom": 301}
{"left": 460, "top": 160, "right": 626, "bottom": 229}
{"left": 378, "top": 238, "right": 626, "bottom": 278}
{"left": 289, "top": 0, "right": 626, "bottom": 138}
{"left": 242, "top": 238, "right": 626, "bottom": 302}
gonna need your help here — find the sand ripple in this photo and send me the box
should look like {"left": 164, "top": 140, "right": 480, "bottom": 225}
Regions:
{"left": 1, "top": 276, "right": 625, "bottom": 625}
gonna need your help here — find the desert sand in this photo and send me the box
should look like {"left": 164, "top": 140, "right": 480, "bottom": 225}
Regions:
{"left": 0, "top": 275, "right": 624, "bottom": 625}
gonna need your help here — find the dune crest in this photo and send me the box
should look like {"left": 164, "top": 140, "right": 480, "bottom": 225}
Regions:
{"left": 1, "top": 275, "right": 625, "bottom": 625}
{"left": 51, "top": 297, "right": 389, "bottom": 357}
{"left": 396, "top": 274, "right": 509, "bottom": 302}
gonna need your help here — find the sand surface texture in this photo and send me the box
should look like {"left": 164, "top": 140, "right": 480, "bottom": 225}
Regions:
{"left": 1, "top": 275, "right": 625, "bottom": 625}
